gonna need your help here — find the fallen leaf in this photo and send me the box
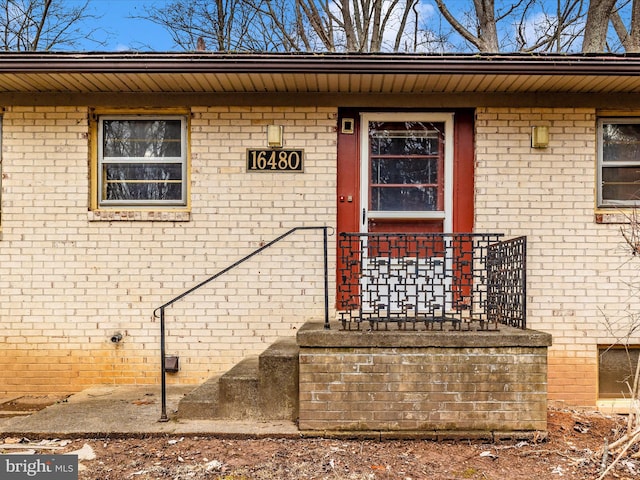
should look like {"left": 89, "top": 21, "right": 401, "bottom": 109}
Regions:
{"left": 479, "top": 451, "right": 498, "bottom": 460}
{"left": 67, "top": 444, "right": 96, "bottom": 462}
{"left": 205, "top": 460, "right": 224, "bottom": 472}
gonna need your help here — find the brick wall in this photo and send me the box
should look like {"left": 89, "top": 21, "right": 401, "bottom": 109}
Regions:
{"left": 3, "top": 103, "right": 638, "bottom": 409}
{"left": 297, "top": 323, "right": 551, "bottom": 435}
{"left": 0, "top": 105, "right": 337, "bottom": 394}
{"left": 475, "top": 107, "right": 640, "bottom": 406}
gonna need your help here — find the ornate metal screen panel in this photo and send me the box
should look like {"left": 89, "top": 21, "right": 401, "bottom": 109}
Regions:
{"left": 338, "top": 233, "right": 526, "bottom": 331}
{"left": 487, "top": 236, "right": 527, "bottom": 329}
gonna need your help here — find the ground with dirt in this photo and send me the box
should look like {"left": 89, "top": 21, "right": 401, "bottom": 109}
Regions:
{"left": 1, "top": 408, "right": 638, "bottom": 480}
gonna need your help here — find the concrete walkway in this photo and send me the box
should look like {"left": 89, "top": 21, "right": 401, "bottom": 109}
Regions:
{"left": 0, "top": 386, "right": 299, "bottom": 438}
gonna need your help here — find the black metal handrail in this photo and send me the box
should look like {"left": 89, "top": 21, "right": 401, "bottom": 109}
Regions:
{"left": 153, "top": 226, "right": 330, "bottom": 421}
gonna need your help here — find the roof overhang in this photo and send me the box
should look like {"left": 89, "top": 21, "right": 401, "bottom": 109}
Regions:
{"left": 1, "top": 52, "right": 640, "bottom": 108}
{"left": 0, "top": 52, "right": 639, "bottom": 93}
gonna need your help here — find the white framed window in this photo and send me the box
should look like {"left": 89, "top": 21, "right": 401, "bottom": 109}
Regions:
{"left": 598, "top": 118, "right": 640, "bottom": 208}
{"left": 96, "top": 115, "right": 188, "bottom": 208}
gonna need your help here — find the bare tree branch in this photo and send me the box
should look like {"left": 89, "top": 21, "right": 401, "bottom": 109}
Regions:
{"left": 433, "top": 0, "right": 484, "bottom": 49}
{"left": 610, "top": 0, "right": 640, "bottom": 51}
{"left": 393, "top": 0, "right": 418, "bottom": 51}
{"left": 134, "top": 0, "right": 632, "bottom": 54}
{"left": 0, "top": 0, "right": 101, "bottom": 51}
{"left": 140, "top": 0, "right": 437, "bottom": 53}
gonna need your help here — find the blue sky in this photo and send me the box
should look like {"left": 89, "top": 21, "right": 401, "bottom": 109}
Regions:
{"left": 85, "top": 0, "right": 176, "bottom": 51}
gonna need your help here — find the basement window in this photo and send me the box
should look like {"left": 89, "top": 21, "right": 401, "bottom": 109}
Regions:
{"left": 94, "top": 114, "right": 189, "bottom": 209}
{"left": 598, "top": 346, "right": 640, "bottom": 399}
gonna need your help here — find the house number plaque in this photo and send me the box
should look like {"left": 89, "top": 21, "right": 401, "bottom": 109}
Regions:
{"left": 247, "top": 149, "right": 304, "bottom": 172}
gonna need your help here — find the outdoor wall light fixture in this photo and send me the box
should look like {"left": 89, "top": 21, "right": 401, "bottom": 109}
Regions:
{"left": 531, "top": 125, "right": 549, "bottom": 148}
{"left": 267, "top": 125, "right": 284, "bottom": 148}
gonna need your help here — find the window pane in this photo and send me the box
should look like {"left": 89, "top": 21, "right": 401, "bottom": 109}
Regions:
{"left": 603, "top": 123, "right": 640, "bottom": 163}
{"left": 105, "top": 181, "right": 183, "bottom": 201}
{"left": 370, "top": 122, "right": 442, "bottom": 155}
{"left": 370, "top": 187, "right": 437, "bottom": 211}
{"left": 103, "top": 119, "right": 182, "bottom": 158}
{"left": 104, "top": 163, "right": 183, "bottom": 181}
{"left": 602, "top": 166, "right": 640, "bottom": 203}
{"left": 372, "top": 158, "right": 438, "bottom": 185}
{"left": 102, "top": 163, "right": 183, "bottom": 202}
{"left": 368, "top": 121, "right": 444, "bottom": 213}
{"left": 599, "top": 348, "right": 640, "bottom": 398}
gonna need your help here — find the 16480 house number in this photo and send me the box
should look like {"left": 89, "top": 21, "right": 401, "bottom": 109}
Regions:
{"left": 247, "top": 149, "right": 304, "bottom": 172}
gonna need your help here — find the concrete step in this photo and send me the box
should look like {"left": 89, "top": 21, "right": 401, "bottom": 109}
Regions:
{"left": 178, "top": 336, "right": 299, "bottom": 421}
{"left": 178, "top": 357, "right": 260, "bottom": 421}
{"left": 175, "top": 375, "right": 221, "bottom": 420}
{"left": 259, "top": 337, "right": 299, "bottom": 421}
{"left": 217, "top": 356, "right": 260, "bottom": 420}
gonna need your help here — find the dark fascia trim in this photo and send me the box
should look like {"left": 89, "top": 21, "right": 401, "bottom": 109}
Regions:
{"left": 1, "top": 52, "right": 640, "bottom": 76}
{"left": 2, "top": 91, "right": 639, "bottom": 109}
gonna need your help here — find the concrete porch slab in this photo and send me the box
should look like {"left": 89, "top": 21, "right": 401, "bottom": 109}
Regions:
{"left": 297, "top": 321, "right": 553, "bottom": 348}
{"left": 0, "top": 385, "right": 299, "bottom": 438}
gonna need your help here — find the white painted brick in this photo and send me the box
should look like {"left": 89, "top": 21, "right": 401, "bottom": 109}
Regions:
{"left": 476, "top": 107, "right": 640, "bottom": 377}
{"left": 0, "top": 105, "right": 337, "bottom": 393}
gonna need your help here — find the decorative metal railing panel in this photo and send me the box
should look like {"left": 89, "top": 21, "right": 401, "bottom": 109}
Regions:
{"left": 338, "top": 233, "right": 526, "bottom": 331}
{"left": 487, "top": 236, "right": 527, "bottom": 329}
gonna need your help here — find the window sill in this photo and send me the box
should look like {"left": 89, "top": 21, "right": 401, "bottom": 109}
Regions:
{"left": 597, "top": 398, "right": 635, "bottom": 415}
{"left": 88, "top": 210, "right": 190, "bottom": 222}
{"left": 595, "top": 212, "right": 638, "bottom": 224}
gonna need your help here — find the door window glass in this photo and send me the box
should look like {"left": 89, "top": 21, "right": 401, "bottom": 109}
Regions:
{"left": 369, "top": 122, "right": 444, "bottom": 212}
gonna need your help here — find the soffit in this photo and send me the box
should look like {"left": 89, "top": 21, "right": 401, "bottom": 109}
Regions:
{"left": 0, "top": 52, "right": 639, "bottom": 95}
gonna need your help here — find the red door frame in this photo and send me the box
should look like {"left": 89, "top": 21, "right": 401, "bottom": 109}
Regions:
{"left": 336, "top": 109, "right": 475, "bottom": 307}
